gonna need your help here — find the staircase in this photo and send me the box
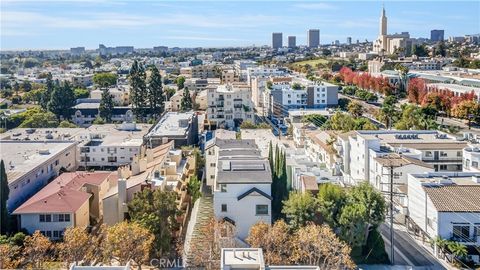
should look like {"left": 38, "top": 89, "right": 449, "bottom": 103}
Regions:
{"left": 183, "top": 194, "right": 214, "bottom": 266}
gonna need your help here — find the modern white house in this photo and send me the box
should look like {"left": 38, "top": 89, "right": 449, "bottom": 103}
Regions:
{"left": 210, "top": 140, "right": 272, "bottom": 239}
{"left": 407, "top": 172, "right": 480, "bottom": 263}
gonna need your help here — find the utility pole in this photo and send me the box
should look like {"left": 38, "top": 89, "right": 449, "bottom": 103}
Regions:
{"left": 389, "top": 165, "right": 395, "bottom": 265}
{"left": 379, "top": 154, "right": 407, "bottom": 266}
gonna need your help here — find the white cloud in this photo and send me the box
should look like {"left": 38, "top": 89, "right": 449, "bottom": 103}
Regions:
{"left": 293, "top": 2, "right": 336, "bottom": 10}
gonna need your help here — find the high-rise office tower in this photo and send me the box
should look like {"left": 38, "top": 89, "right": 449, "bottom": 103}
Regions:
{"left": 307, "top": 29, "right": 320, "bottom": 48}
{"left": 272, "top": 32, "right": 283, "bottom": 49}
{"left": 431, "top": 30, "right": 445, "bottom": 42}
{"left": 288, "top": 36, "right": 296, "bottom": 48}
{"left": 347, "top": 37, "right": 352, "bottom": 45}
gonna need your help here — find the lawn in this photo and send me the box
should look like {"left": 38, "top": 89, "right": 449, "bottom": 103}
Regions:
{"left": 291, "top": 58, "right": 329, "bottom": 68}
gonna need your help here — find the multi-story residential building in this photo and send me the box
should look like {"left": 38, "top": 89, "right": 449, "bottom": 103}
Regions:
{"left": 13, "top": 172, "right": 117, "bottom": 239}
{"left": 248, "top": 67, "right": 287, "bottom": 108}
{"left": 272, "top": 32, "right": 283, "bottom": 49}
{"left": 207, "top": 84, "right": 254, "bottom": 129}
{"left": 168, "top": 88, "right": 195, "bottom": 112}
{"left": 103, "top": 140, "right": 196, "bottom": 234}
{"left": 184, "top": 78, "right": 221, "bottom": 92}
{"left": 71, "top": 101, "right": 135, "bottom": 127}
{"left": 144, "top": 111, "right": 199, "bottom": 148}
{"left": 70, "top": 47, "right": 85, "bottom": 56}
{"left": 76, "top": 123, "right": 152, "bottom": 169}
{"left": 464, "top": 145, "right": 480, "bottom": 172}
{"left": 0, "top": 139, "right": 78, "bottom": 212}
{"left": 180, "top": 65, "right": 218, "bottom": 79}
{"left": 288, "top": 36, "right": 296, "bottom": 48}
{"left": 307, "top": 29, "right": 320, "bottom": 48}
{"left": 210, "top": 140, "right": 272, "bottom": 239}
{"left": 426, "top": 83, "right": 480, "bottom": 102}
{"left": 264, "top": 79, "right": 338, "bottom": 117}
{"left": 90, "top": 86, "right": 130, "bottom": 106}
{"left": 430, "top": 30, "right": 445, "bottom": 42}
{"left": 338, "top": 130, "right": 467, "bottom": 186}
{"left": 407, "top": 172, "right": 480, "bottom": 264}
{"left": 221, "top": 69, "right": 239, "bottom": 84}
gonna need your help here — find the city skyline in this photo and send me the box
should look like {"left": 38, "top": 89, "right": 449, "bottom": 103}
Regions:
{"left": 1, "top": 0, "right": 479, "bottom": 50}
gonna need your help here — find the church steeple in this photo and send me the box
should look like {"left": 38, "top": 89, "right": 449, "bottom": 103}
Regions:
{"left": 380, "top": 4, "right": 387, "bottom": 36}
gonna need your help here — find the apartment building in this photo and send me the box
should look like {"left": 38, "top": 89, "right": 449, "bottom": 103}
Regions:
{"left": 249, "top": 68, "right": 287, "bottom": 108}
{"left": 76, "top": 123, "right": 151, "bottom": 169}
{"left": 180, "top": 65, "right": 218, "bottom": 79}
{"left": 207, "top": 84, "right": 254, "bottom": 129}
{"left": 72, "top": 101, "right": 135, "bottom": 127}
{"left": 184, "top": 77, "right": 221, "bottom": 92}
{"left": 407, "top": 172, "right": 480, "bottom": 264}
{"left": 464, "top": 144, "right": 480, "bottom": 172}
{"left": 338, "top": 130, "right": 467, "bottom": 186}
{"left": 144, "top": 111, "right": 198, "bottom": 148}
{"left": 264, "top": 79, "right": 338, "bottom": 118}
{"left": 13, "top": 172, "right": 117, "bottom": 239}
{"left": 90, "top": 86, "right": 130, "bottom": 106}
{"left": 103, "top": 141, "right": 196, "bottom": 234}
{"left": 210, "top": 140, "right": 272, "bottom": 239}
{"left": 0, "top": 139, "right": 78, "bottom": 212}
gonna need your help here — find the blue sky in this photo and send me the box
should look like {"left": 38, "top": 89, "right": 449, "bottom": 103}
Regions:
{"left": 1, "top": 0, "right": 479, "bottom": 50}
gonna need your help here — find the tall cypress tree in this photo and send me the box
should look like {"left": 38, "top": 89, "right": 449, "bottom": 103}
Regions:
{"left": 147, "top": 66, "right": 165, "bottom": 117}
{"left": 40, "top": 72, "right": 54, "bottom": 110}
{"left": 129, "top": 60, "right": 147, "bottom": 119}
{"left": 180, "top": 87, "right": 193, "bottom": 111}
{"left": 268, "top": 141, "right": 273, "bottom": 173}
{"left": 0, "top": 160, "right": 10, "bottom": 234}
{"left": 99, "top": 88, "right": 114, "bottom": 123}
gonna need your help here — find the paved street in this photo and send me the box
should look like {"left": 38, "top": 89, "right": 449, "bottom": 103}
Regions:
{"left": 379, "top": 224, "right": 447, "bottom": 269}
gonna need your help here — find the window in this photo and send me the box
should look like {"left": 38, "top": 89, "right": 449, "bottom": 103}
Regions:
{"left": 221, "top": 204, "right": 227, "bottom": 212}
{"left": 256, "top": 205, "right": 269, "bottom": 215}
{"left": 46, "top": 231, "right": 52, "bottom": 238}
{"left": 474, "top": 224, "right": 480, "bottom": 239}
{"left": 53, "top": 231, "right": 59, "bottom": 238}
{"left": 210, "top": 175, "right": 215, "bottom": 179}
{"left": 440, "top": 151, "right": 448, "bottom": 157}
{"left": 426, "top": 151, "right": 432, "bottom": 157}
{"left": 39, "top": 214, "right": 45, "bottom": 222}
{"left": 457, "top": 151, "right": 462, "bottom": 157}
{"left": 108, "top": 156, "right": 117, "bottom": 162}
{"left": 45, "top": 214, "right": 51, "bottom": 222}
{"left": 453, "top": 224, "right": 470, "bottom": 240}
{"left": 64, "top": 214, "right": 70, "bottom": 222}
{"left": 439, "top": 165, "right": 447, "bottom": 170}
{"left": 220, "top": 184, "right": 227, "bottom": 192}
{"left": 210, "top": 163, "right": 216, "bottom": 167}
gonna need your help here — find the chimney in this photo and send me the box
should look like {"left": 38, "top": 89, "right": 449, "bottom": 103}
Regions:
{"left": 117, "top": 179, "right": 127, "bottom": 222}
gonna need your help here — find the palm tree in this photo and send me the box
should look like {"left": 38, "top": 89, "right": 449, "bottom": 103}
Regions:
{"left": 430, "top": 236, "right": 448, "bottom": 257}
{"left": 447, "top": 241, "right": 468, "bottom": 261}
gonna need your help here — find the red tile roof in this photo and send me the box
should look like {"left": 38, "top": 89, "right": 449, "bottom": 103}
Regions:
{"left": 13, "top": 172, "right": 117, "bottom": 214}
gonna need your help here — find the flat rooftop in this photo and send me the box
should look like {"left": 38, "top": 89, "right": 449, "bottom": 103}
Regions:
{"left": 76, "top": 123, "right": 151, "bottom": 147}
{"left": 354, "top": 130, "right": 466, "bottom": 148}
{"left": 146, "top": 112, "right": 195, "bottom": 137}
{"left": 0, "top": 141, "right": 77, "bottom": 184}
{"left": 241, "top": 129, "right": 279, "bottom": 158}
{"left": 0, "top": 128, "right": 85, "bottom": 141}
{"left": 216, "top": 147, "right": 272, "bottom": 184}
